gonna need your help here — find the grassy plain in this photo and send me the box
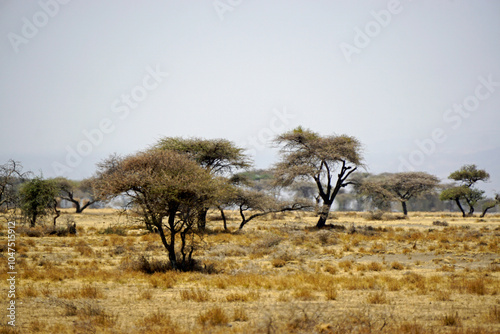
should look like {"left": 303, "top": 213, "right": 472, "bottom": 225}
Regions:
{"left": 1, "top": 209, "right": 500, "bottom": 333}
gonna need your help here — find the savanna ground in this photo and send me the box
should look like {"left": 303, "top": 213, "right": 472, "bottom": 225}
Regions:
{"left": 1, "top": 209, "right": 500, "bottom": 334}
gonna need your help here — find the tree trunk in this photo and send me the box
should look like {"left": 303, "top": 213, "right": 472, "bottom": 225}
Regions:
{"left": 480, "top": 204, "right": 496, "bottom": 218}
{"left": 316, "top": 201, "right": 333, "bottom": 228}
{"left": 30, "top": 212, "right": 37, "bottom": 228}
{"left": 197, "top": 207, "right": 208, "bottom": 230}
{"left": 401, "top": 201, "right": 408, "bottom": 216}
{"left": 76, "top": 200, "right": 94, "bottom": 214}
{"left": 455, "top": 198, "right": 466, "bottom": 217}
{"left": 53, "top": 202, "right": 61, "bottom": 226}
{"left": 74, "top": 201, "right": 82, "bottom": 214}
{"left": 218, "top": 207, "right": 227, "bottom": 231}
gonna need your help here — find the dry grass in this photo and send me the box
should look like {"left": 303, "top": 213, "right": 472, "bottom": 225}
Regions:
{"left": 1, "top": 209, "right": 499, "bottom": 333}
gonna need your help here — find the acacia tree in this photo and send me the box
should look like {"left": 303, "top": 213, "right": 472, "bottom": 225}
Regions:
{"left": 93, "top": 150, "right": 217, "bottom": 270}
{"left": 53, "top": 177, "right": 100, "bottom": 213}
{"left": 361, "top": 172, "right": 440, "bottom": 215}
{"left": 0, "top": 160, "right": 30, "bottom": 211}
{"left": 441, "top": 165, "right": 490, "bottom": 216}
{"left": 233, "top": 187, "right": 311, "bottom": 230}
{"left": 154, "top": 137, "right": 251, "bottom": 229}
{"left": 274, "top": 127, "right": 363, "bottom": 228}
{"left": 439, "top": 186, "right": 470, "bottom": 217}
{"left": 19, "top": 176, "right": 59, "bottom": 227}
{"left": 480, "top": 194, "right": 500, "bottom": 217}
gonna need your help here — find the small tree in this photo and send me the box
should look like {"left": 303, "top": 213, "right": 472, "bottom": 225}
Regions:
{"left": 480, "top": 194, "right": 500, "bottom": 218}
{"left": 361, "top": 172, "right": 440, "bottom": 215}
{"left": 439, "top": 186, "right": 470, "bottom": 217}
{"left": 0, "top": 159, "right": 30, "bottom": 211}
{"left": 93, "top": 150, "right": 218, "bottom": 270}
{"left": 19, "top": 176, "right": 59, "bottom": 227}
{"left": 53, "top": 177, "right": 100, "bottom": 213}
{"left": 154, "top": 137, "right": 251, "bottom": 229}
{"left": 442, "top": 165, "right": 489, "bottom": 216}
{"left": 273, "top": 127, "right": 363, "bottom": 228}
{"left": 234, "top": 188, "right": 311, "bottom": 230}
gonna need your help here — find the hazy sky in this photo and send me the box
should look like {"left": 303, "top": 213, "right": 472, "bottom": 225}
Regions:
{"left": 1, "top": 1, "right": 499, "bottom": 195}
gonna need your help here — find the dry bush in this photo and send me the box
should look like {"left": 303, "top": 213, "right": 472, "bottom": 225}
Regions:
{"left": 338, "top": 260, "right": 353, "bottom": 272}
{"left": 233, "top": 306, "right": 249, "bottom": 322}
{"left": 364, "top": 211, "right": 385, "bottom": 221}
{"left": 324, "top": 264, "right": 338, "bottom": 275}
{"left": 225, "top": 291, "right": 259, "bottom": 302}
{"left": 73, "top": 240, "right": 94, "bottom": 257}
{"left": 80, "top": 284, "right": 105, "bottom": 299}
{"left": 465, "top": 277, "right": 487, "bottom": 295}
{"left": 434, "top": 289, "right": 451, "bottom": 301}
{"left": 367, "top": 261, "right": 384, "bottom": 271}
{"left": 123, "top": 255, "right": 171, "bottom": 274}
{"left": 433, "top": 220, "right": 449, "bottom": 226}
{"left": 136, "top": 309, "right": 181, "bottom": 333}
{"left": 148, "top": 272, "right": 178, "bottom": 289}
{"left": 197, "top": 306, "right": 229, "bottom": 327}
{"left": 179, "top": 288, "right": 211, "bottom": 302}
{"left": 272, "top": 258, "right": 287, "bottom": 268}
{"left": 366, "top": 291, "right": 388, "bottom": 304}
{"left": 442, "top": 311, "right": 461, "bottom": 327}
{"left": 397, "top": 322, "right": 426, "bottom": 334}
{"left": 292, "top": 288, "right": 316, "bottom": 301}
{"left": 324, "top": 286, "right": 338, "bottom": 300}
{"left": 99, "top": 225, "right": 127, "bottom": 236}
{"left": 21, "top": 284, "right": 38, "bottom": 298}
{"left": 391, "top": 261, "right": 404, "bottom": 270}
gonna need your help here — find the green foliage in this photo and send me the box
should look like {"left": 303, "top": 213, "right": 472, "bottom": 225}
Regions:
{"left": 448, "top": 164, "right": 490, "bottom": 187}
{"left": 93, "top": 150, "right": 220, "bottom": 270}
{"left": 19, "top": 176, "right": 58, "bottom": 227}
{"left": 442, "top": 165, "right": 489, "bottom": 216}
{"left": 154, "top": 137, "right": 251, "bottom": 174}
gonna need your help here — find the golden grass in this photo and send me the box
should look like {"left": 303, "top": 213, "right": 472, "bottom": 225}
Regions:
{"left": 1, "top": 209, "right": 500, "bottom": 333}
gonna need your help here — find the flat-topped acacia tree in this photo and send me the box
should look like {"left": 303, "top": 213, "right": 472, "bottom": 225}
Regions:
{"left": 440, "top": 164, "right": 490, "bottom": 216}
{"left": 93, "top": 150, "right": 218, "bottom": 271}
{"left": 361, "top": 172, "right": 440, "bottom": 215}
{"left": 273, "top": 127, "right": 363, "bottom": 228}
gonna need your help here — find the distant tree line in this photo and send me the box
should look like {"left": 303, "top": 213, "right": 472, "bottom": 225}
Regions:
{"left": 1, "top": 127, "right": 498, "bottom": 269}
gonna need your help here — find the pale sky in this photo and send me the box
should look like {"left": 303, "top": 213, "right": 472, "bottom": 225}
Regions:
{"left": 1, "top": 1, "right": 499, "bottom": 195}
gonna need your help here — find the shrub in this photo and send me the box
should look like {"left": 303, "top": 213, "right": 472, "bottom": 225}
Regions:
{"left": 433, "top": 220, "right": 449, "bottom": 227}
{"left": 233, "top": 306, "right": 249, "bottom": 321}
{"left": 324, "top": 287, "right": 338, "bottom": 300}
{"left": 99, "top": 225, "right": 127, "bottom": 236}
{"left": 366, "top": 291, "right": 388, "bottom": 304}
{"left": 197, "top": 306, "right": 229, "bottom": 327}
{"left": 179, "top": 288, "right": 211, "bottom": 302}
{"left": 391, "top": 261, "right": 404, "bottom": 270}
{"left": 442, "top": 311, "right": 461, "bottom": 326}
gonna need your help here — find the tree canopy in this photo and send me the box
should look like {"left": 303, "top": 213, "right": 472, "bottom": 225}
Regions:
{"left": 440, "top": 165, "right": 489, "bottom": 216}
{"left": 273, "top": 126, "right": 363, "bottom": 228}
{"left": 360, "top": 172, "right": 440, "bottom": 215}
{"left": 19, "top": 176, "right": 59, "bottom": 227}
{"left": 93, "top": 149, "right": 219, "bottom": 270}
